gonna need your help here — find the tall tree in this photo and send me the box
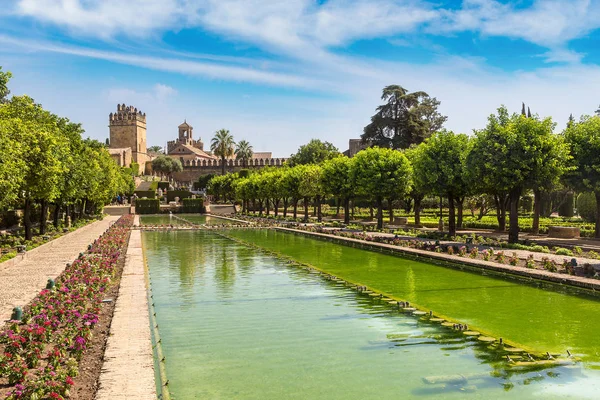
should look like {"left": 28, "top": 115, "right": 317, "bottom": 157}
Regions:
{"left": 411, "top": 131, "right": 470, "bottom": 237}
{"left": 0, "top": 66, "right": 12, "bottom": 103}
{"left": 148, "top": 145, "right": 163, "bottom": 154}
{"left": 468, "top": 106, "right": 562, "bottom": 243}
{"left": 321, "top": 156, "right": 354, "bottom": 224}
{"left": 235, "top": 140, "right": 254, "bottom": 168}
{"left": 152, "top": 155, "right": 182, "bottom": 180}
{"left": 361, "top": 85, "right": 447, "bottom": 149}
{"left": 351, "top": 147, "right": 412, "bottom": 229}
{"left": 298, "top": 164, "right": 323, "bottom": 222}
{"left": 287, "top": 139, "right": 340, "bottom": 166}
{"left": 564, "top": 115, "right": 600, "bottom": 237}
{"left": 211, "top": 129, "right": 235, "bottom": 175}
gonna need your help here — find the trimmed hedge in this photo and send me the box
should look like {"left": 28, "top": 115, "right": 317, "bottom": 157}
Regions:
{"left": 158, "top": 181, "right": 170, "bottom": 190}
{"left": 134, "top": 190, "right": 156, "bottom": 199}
{"left": 167, "top": 190, "right": 193, "bottom": 202}
{"left": 149, "top": 181, "right": 158, "bottom": 190}
{"left": 182, "top": 198, "right": 205, "bottom": 213}
{"left": 136, "top": 198, "right": 160, "bottom": 214}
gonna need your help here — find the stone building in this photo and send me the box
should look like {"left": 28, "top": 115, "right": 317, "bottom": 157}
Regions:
{"left": 343, "top": 138, "right": 368, "bottom": 157}
{"left": 108, "top": 104, "right": 148, "bottom": 174}
{"left": 166, "top": 121, "right": 217, "bottom": 163}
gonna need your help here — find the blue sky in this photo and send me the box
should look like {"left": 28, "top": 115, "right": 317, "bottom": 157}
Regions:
{"left": 2, "top": 0, "right": 600, "bottom": 156}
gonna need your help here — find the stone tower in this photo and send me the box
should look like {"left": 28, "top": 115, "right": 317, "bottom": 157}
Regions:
{"left": 109, "top": 104, "right": 147, "bottom": 173}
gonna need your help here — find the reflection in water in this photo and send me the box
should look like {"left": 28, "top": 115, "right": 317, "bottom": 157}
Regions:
{"left": 143, "top": 230, "right": 600, "bottom": 399}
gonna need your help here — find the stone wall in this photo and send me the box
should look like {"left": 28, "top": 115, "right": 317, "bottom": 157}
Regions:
{"left": 171, "top": 158, "right": 288, "bottom": 182}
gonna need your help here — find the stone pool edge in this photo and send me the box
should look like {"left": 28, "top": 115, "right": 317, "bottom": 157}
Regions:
{"left": 95, "top": 219, "right": 156, "bottom": 400}
{"left": 275, "top": 227, "right": 600, "bottom": 294}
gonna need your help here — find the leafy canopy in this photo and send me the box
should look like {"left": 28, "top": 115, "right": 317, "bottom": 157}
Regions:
{"left": 362, "top": 85, "right": 447, "bottom": 150}
{"left": 287, "top": 139, "right": 340, "bottom": 166}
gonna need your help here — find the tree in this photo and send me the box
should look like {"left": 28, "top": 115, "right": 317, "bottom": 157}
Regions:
{"left": 411, "top": 131, "right": 469, "bottom": 237}
{"left": 468, "top": 106, "right": 563, "bottom": 243}
{"left": 0, "top": 66, "right": 12, "bottom": 103}
{"left": 211, "top": 129, "right": 235, "bottom": 175}
{"left": 0, "top": 112, "right": 26, "bottom": 210}
{"left": 564, "top": 115, "right": 600, "bottom": 237}
{"left": 235, "top": 140, "right": 254, "bottom": 168}
{"left": 280, "top": 167, "right": 303, "bottom": 219}
{"left": 298, "top": 164, "right": 323, "bottom": 222}
{"left": 148, "top": 145, "right": 163, "bottom": 154}
{"left": 152, "top": 155, "right": 182, "bottom": 180}
{"left": 404, "top": 145, "right": 427, "bottom": 226}
{"left": 351, "top": 147, "right": 412, "bottom": 229}
{"left": 287, "top": 139, "right": 340, "bottom": 166}
{"left": 361, "top": 85, "right": 447, "bottom": 150}
{"left": 1, "top": 95, "right": 68, "bottom": 239}
{"left": 321, "top": 156, "right": 353, "bottom": 224}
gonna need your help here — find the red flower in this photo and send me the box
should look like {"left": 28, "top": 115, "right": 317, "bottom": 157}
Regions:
{"left": 66, "top": 376, "right": 75, "bottom": 385}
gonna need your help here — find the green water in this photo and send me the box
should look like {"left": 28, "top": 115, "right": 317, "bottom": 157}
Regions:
{"left": 140, "top": 214, "right": 234, "bottom": 226}
{"left": 144, "top": 230, "right": 600, "bottom": 399}
{"left": 226, "top": 229, "right": 600, "bottom": 363}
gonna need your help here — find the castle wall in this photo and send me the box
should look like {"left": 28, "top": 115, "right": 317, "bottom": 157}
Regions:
{"left": 170, "top": 158, "right": 288, "bottom": 183}
{"left": 109, "top": 104, "right": 147, "bottom": 174}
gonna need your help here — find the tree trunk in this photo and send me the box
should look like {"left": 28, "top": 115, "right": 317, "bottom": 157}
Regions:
{"left": 65, "top": 204, "right": 70, "bottom": 225}
{"left": 53, "top": 202, "right": 61, "bottom": 228}
{"left": 293, "top": 199, "right": 298, "bottom": 219}
{"left": 274, "top": 199, "right": 280, "bottom": 217}
{"left": 595, "top": 191, "right": 600, "bottom": 238}
{"left": 414, "top": 196, "right": 422, "bottom": 226}
{"left": 221, "top": 156, "right": 225, "bottom": 175}
{"left": 448, "top": 195, "right": 456, "bottom": 237}
{"left": 344, "top": 197, "right": 350, "bottom": 224}
{"left": 258, "top": 199, "right": 264, "bottom": 216}
{"left": 317, "top": 195, "right": 322, "bottom": 222}
{"left": 24, "top": 198, "right": 33, "bottom": 241}
{"left": 388, "top": 200, "right": 394, "bottom": 224}
{"left": 71, "top": 201, "right": 79, "bottom": 225}
{"left": 39, "top": 200, "right": 48, "bottom": 235}
{"left": 532, "top": 188, "right": 541, "bottom": 235}
{"left": 494, "top": 194, "right": 507, "bottom": 231}
{"left": 508, "top": 188, "right": 521, "bottom": 243}
{"left": 336, "top": 198, "right": 341, "bottom": 216}
{"left": 369, "top": 203, "right": 374, "bottom": 219}
{"left": 303, "top": 197, "right": 309, "bottom": 222}
{"left": 376, "top": 197, "right": 383, "bottom": 230}
{"left": 456, "top": 197, "right": 464, "bottom": 230}
{"left": 313, "top": 202, "right": 316, "bottom": 217}
{"left": 283, "top": 198, "right": 288, "bottom": 218}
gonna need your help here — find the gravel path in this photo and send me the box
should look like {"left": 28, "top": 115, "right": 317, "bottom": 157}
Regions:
{"left": 0, "top": 216, "right": 119, "bottom": 323}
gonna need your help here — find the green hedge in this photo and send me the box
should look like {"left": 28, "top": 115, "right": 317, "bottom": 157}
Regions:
{"left": 134, "top": 190, "right": 156, "bottom": 199}
{"left": 158, "top": 181, "right": 170, "bottom": 190}
{"left": 182, "top": 198, "right": 205, "bottom": 213}
{"left": 149, "top": 181, "right": 158, "bottom": 190}
{"left": 167, "top": 190, "right": 193, "bottom": 202}
{"left": 136, "top": 199, "right": 160, "bottom": 214}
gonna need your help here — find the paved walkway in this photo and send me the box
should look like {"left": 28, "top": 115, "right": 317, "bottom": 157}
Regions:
{"left": 96, "top": 219, "right": 156, "bottom": 400}
{"left": 0, "top": 216, "right": 119, "bottom": 323}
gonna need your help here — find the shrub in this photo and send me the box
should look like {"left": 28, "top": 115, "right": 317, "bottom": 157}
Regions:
{"left": 526, "top": 254, "right": 536, "bottom": 268}
{"left": 469, "top": 246, "right": 479, "bottom": 259}
{"left": 573, "top": 246, "right": 583, "bottom": 256}
{"left": 577, "top": 192, "right": 596, "bottom": 223}
{"left": 509, "top": 253, "right": 519, "bottom": 266}
{"left": 182, "top": 198, "right": 205, "bottom": 213}
{"left": 458, "top": 246, "right": 467, "bottom": 257}
{"left": 588, "top": 250, "right": 600, "bottom": 259}
{"left": 495, "top": 251, "right": 505, "bottom": 263}
{"left": 555, "top": 248, "right": 573, "bottom": 256}
{"left": 134, "top": 190, "right": 156, "bottom": 199}
{"left": 446, "top": 246, "right": 454, "bottom": 255}
{"left": 541, "top": 257, "right": 557, "bottom": 272}
{"left": 157, "top": 181, "right": 170, "bottom": 190}
{"left": 136, "top": 199, "right": 160, "bottom": 214}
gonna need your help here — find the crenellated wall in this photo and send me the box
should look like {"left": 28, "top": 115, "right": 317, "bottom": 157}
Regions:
{"left": 170, "top": 157, "right": 288, "bottom": 182}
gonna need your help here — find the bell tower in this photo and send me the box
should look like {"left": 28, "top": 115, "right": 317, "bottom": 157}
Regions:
{"left": 108, "top": 104, "right": 147, "bottom": 173}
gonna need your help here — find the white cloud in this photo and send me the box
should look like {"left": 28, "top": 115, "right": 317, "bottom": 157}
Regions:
{"left": 153, "top": 83, "right": 177, "bottom": 100}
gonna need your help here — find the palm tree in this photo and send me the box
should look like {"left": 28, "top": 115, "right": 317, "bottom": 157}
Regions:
{"left": 235, "top": 140, "right": 253, "bottom": 168}
{"left": 211, "top": 129, "right": 235, "bottom": 175}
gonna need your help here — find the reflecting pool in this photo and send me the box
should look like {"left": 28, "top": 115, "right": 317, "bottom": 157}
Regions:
{"left": 143, "top": 230, "right": 600, "bottom": 399}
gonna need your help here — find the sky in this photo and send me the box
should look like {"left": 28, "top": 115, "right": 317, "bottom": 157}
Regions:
{"left": 2, "top": 0, "right": 600, "bottom": 157}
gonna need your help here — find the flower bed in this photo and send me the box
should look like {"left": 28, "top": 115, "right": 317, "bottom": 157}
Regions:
{"left": 0, "top": 214, "right": 133, "bottom": 399}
